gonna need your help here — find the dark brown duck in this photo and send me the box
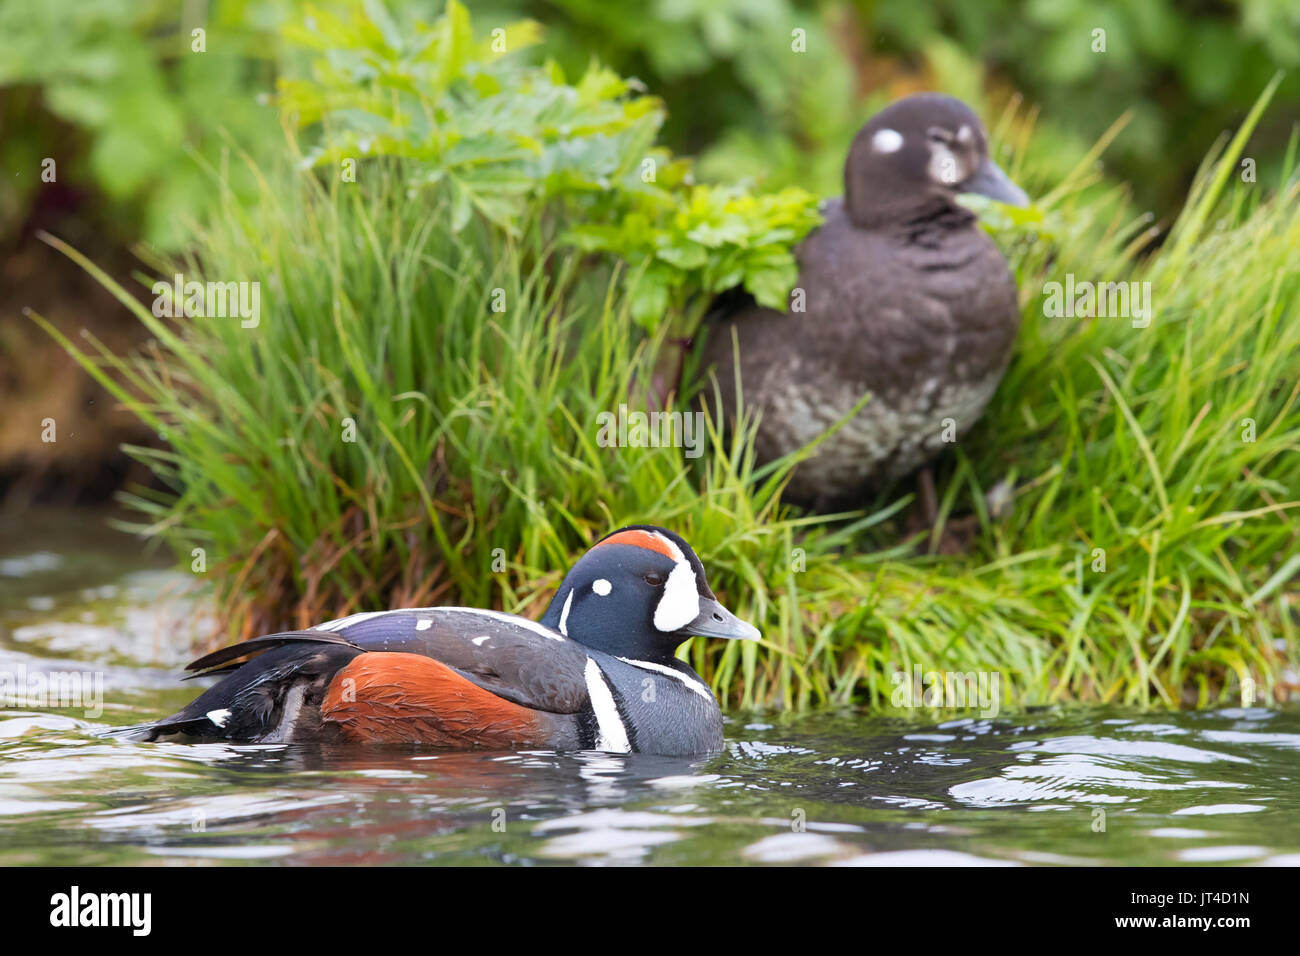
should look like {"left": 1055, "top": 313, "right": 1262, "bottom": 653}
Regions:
{"left": 700, "top": 93, "right": 1026, "bottom": 512}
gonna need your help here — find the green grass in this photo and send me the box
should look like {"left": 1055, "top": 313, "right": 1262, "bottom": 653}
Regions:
{"left": 30, "top": 83, "right": 1300, "bottom": 714}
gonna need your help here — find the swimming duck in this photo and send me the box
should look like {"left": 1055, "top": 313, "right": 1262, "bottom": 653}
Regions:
{"left": 700, "top": 93, "right": 1026, "bottom": 514}
{"left": 125, "top": 526, "right": 759, "bottom": 755}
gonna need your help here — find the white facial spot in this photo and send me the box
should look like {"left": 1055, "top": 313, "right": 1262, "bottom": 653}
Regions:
{"left": 872, "top": 128, "right": 903, "bottom": 153}
{"left": 929, "top": 140, "right": 960, "bottom": 185}
{"left": 592, "top": 578, "right": 612, "bottom": 596}
{"left": 654, "top": 560, "right": 700, "bottom": 632}
{"left": 558, "top": 589, "right": 574, "bottom": 636}
{"left": 957, "top": 124, "right": 974, "bottom": 144}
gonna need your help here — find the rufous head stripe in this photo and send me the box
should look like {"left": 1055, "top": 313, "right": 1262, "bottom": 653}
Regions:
{"left": 595, "top": 529, "right": 679, "bottom": 561}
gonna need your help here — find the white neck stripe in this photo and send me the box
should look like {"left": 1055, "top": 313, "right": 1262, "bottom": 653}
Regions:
{"left": 558, "top": 589, "right": 574, "bottom": 636}
{"left": 616, "top": 657, "right": 713, "bottom": 701}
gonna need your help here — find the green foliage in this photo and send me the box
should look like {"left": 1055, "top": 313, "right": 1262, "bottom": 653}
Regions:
{"left": 0, "top": 0, "right": 287, "bottom": 247}
{"left": 280, "top": 1, "right": 675, "bottom": 230}
{"left": 567, "top": 184, "right": 823, "bottom": 327}
{"left": 6, "top": 0, "right": 1296, "bottom": 249}
{"left": 281, "top": 0, "right": 821, "bottom": 329}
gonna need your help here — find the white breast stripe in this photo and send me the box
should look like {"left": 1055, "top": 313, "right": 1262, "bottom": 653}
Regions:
{"left": 558, "top": 589, "right": 574, "bottom": 636}
{"left": 583, "top": 658, "right": 631, "bottom": 753}
{"left": 315, "top": 607, "right": 566, "bottom": 641}
{"left": 616, "top": 658, "right": 713, "bottom": 701}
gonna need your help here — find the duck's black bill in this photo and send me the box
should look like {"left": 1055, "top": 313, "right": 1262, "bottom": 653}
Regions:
{"left": 961, "top": 157, "right": 1029, "bottom": 207}
{"left": 686, "top": 597, "right": 761, "bottom": 641}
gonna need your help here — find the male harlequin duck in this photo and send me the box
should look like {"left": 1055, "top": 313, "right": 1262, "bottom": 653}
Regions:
{"left": 700, "top": 93, "right": 1027, "bottom": 515}
{"left": 124, "top": 526, "right": 759, "bottom": 756}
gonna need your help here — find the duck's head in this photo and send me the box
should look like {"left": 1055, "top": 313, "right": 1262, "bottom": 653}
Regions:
{"left": 844, "top": 92, "right": 1028, "bottom": 228}
{"left": 540, "top": 525, "right": 760, "bottom": 661}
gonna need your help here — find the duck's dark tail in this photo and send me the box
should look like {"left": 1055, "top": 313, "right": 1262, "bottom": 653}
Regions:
{"left": 108, "top": 632, "right": 363, "bottom": 742}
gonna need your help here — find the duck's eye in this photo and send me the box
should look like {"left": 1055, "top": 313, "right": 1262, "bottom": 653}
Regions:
{"left": 927, "top": 128, "right": 953, "bottom": 145}
{"left": 643, "top": 572, "right": 666, "bottom": 587}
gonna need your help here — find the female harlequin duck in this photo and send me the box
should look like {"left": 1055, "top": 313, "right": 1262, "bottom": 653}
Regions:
{"left": 126, "top": 526, "right": 759, "bottom": 755}
{"left": 701, "top": 93, "right": 1028, "bottom": 515}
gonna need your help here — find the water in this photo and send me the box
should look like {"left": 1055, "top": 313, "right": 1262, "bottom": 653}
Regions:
{"left": 2, "top": 511, "right": 1298, "bottom": 866}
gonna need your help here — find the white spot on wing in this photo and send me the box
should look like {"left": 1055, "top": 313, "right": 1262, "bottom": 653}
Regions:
{"left": 872, "top": 128, "right": 903, "bottom": 153}
{"left": 583, "top": 658, "right": 631, "bottom": 753}
{"left": 206, "top": 708, "right": 231, "bottom": 728}
{"left": 593, "top": 578, "right": 612, "bottom": 596}
{"left": 471, "top": 635, "right": 490, "bottom": 646}
{"left": 415, "top": 618, "right": 432, "bottom": 631}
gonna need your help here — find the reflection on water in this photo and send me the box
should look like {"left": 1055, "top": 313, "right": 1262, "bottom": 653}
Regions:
{"left": 2, "top": 707, "right": 1298, "bottom": 866}
{"left": 2, "top": 512, "right": 1298, "bottom": 866}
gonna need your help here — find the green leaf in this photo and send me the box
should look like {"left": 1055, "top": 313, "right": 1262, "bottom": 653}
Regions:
{"left": 630, "top": 271, "right": 671, "bottom": 329}
{"left": 746, "top": 263, "right": 797, "bottom": 310}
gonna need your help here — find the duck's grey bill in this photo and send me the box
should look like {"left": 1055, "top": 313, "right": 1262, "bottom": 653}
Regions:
{"left": 686, "top": 597, "right": 761, "bottom": 641}
{"left": 961, "top": 157, "right": 1029, "bottom": 207}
